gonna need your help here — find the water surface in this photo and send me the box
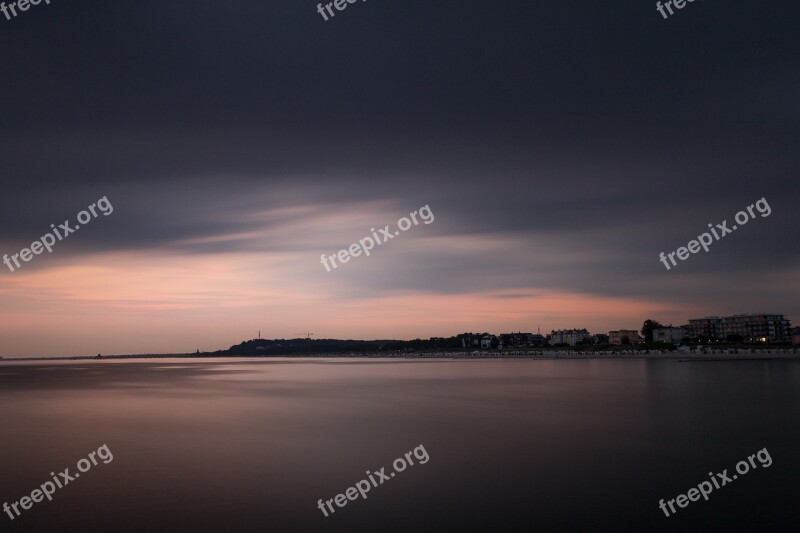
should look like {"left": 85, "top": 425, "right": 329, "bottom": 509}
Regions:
{"left": 1, "top": 358, "right": 798, "bottom": 532}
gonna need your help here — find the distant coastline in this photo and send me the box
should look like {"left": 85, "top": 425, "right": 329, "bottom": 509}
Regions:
{"left": 1, "top": 348, "right": 798, "bottom": 362}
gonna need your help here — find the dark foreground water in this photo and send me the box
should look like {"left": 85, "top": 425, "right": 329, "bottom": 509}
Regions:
{"left": 1, "top": 358, "right": 798, "bottom": 532}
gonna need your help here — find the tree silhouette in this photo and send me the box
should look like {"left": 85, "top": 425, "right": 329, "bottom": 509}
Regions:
{"left": 641, "top": 320, "right": 664, "bottom": 343}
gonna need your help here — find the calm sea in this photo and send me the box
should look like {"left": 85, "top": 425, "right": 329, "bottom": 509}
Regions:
{"left": 1, "top": 358, "right": 798, "bottom": 532}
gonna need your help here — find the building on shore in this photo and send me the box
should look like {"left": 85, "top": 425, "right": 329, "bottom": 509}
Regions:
{"left": 526, "top": 333, "right": 548, "bottom": 347}
{"left": 652, "top": 327, "right": 685, "bottom": 344}
{"left": 792, "top": 327, "right": 800, "bottom": 345}
{"left": 480, "top": 335, "right": 498, "bottom": 349}
{"left": 687, "top": 317, "right": 723, "bottom": 338}
{"left": 608, "top": 330, "right": 641, "bottom": 345}
{"left": 549, "top": 329, "right": 590, "bottom": 346}
{"left": 687, "top": 313, "right": 792, "bottom": 343}
{"left": 720, "top": 314, "right": 791, "bottom": 343}
{"left": 499, "top": 332, "right": 549, "bottom": 348}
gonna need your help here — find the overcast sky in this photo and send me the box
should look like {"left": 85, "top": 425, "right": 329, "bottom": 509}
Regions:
{"left": 1, "top": 1, "right": 798, "bottom": 357}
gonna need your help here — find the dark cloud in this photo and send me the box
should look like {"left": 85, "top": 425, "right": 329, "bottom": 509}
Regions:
{"left": 0, "top": 0, "right": 797, "bottom": 320}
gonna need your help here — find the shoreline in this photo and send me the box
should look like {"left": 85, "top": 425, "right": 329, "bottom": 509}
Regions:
{"left": 1, "top": 349, "right": 799, "bottom": 362}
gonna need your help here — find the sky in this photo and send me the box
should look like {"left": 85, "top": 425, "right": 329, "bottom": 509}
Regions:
{"left": 0, "top": 0, "right": 798, "bottom": 357}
